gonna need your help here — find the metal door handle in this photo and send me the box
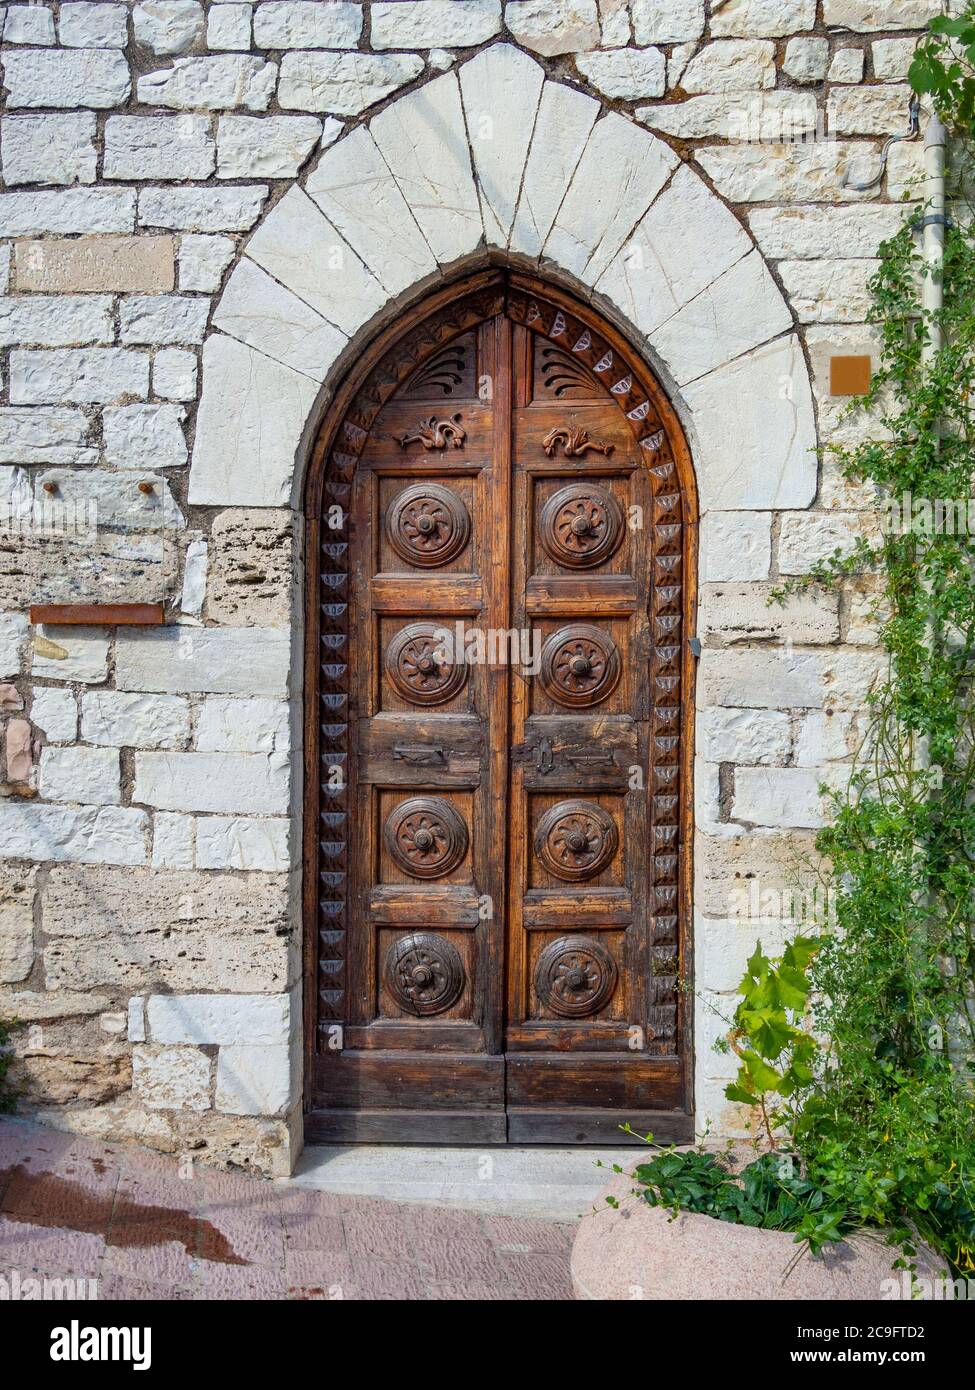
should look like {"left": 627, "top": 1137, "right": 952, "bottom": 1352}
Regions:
{"left": 535, "top": 737, "right": 554, "bottom": 774}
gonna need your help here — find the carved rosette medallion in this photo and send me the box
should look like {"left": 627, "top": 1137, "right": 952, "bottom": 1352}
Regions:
{"left": 534, "top": 935, "right": 618, "bottom": 1018}
{"left": 384, "top": 796, "right": 468, "bottom": 879}
{"left": 385, "top": 483, "right": 470, "bottom": 568}
{"left": 538, "top": 624, "right": 621, "bottom": 707}
{"left": 385, "top": 933, "right": 465, "bottom": 1016}
{"left": 534, "top": 800, "right": 618, "bottom": 881}
{"left": 385, "top": 622, "right": 468, "bottom": 706}
{"left": 539, "top": 483, "right": 624, "bottom": 569}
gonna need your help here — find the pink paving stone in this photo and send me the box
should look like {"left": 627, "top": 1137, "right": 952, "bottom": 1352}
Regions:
{"left": 198, "top": 1261, "right": 289, "bottom": 1299}
{"left": 483, "top": 1216, "right": 572, "bottom": 1253}
{"left": 97, "top": 1275, "right": 189, "bottom": 1300}
{"left": 347, "top": 1257, "right": 427, "bottom": 1301}
{"left": 426, "top": 1280, "right": 521, "bottom": 1301}
{"left": 412, "top": 1233, "right": 504, "bottom": 1284}
{"left": 197, "top": 1213, "right": 283, "bottom": 1266}
{"left": 103, "top": 1237, "right": 194, "bottom": 1287}
{"left": 0, "top": 1217, "right": 106, "bottom": 1277}
{"left": 344, "top": 1210, "right": 416, "bottom": 1260}
{"left": 281, "top": 1213, "right": 346, "bottom": 1252}
{"left": 496, "top": 1251, "right": 575, "bottom": 1298}
{"left": 284, "top": 1248, "right": 356, "bottom": 1292}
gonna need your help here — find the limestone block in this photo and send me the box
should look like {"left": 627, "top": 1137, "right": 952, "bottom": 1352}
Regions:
{"left": 504, "top": 0, "right": 600, "bottom": 54}
{"left": 59, "top": 3, "right": 129, "bottom": 48}
{"left": 13, "top": 236, "right": 175, "bottom": 293}
{"left": 10, "top": 349, "right": 149, "bottom": 405}
{"left": 133, "top": 1046, "right": 212, "bottom": 1110}
{"left": 576, "top": 47, "right": 666, "bottom": 100}
{"left": 680, "top": 335, "right": 817, "bottom": 511}
{"left": 630, "top": 0, "right": 703, "bottom": 42}
{"left": 2, "top": 5, "right": 57, "bottom": 43}
{"left": 195, "top": 816, "right": 290, "bottom": 870}
{"left": 306, "top": 125, "right": 438, "bottom": 295}
{"left": 828, "top": 84, "right": 912, "bottom": 135}
{"left": 34, "top": 468, "right": 184, "bottom": 531}
{"left": 278, "top": 51, "right": 423, "bottom": 115}
{"left": 598, "top": 0, "right": 630, "bottom": 46}
{"left": 696, "top": 141, "right": 880, "bottom": 202}
{"left": 778, "top": 257, "right": 879, "bottom": 323}
{"left": 695, "top": 830, "right": 821, "bottom": 917}
{"left": 700, "top": 512, "right": 771, "bottom": 581}
{"left": 215, "top": 1043, "right": 290, "bottom": 1114}
{"left": 701, "top": 647, "right": 825, "bottom": 709}
{"left": 134, "top": 0, "right": 204, "bottom": 54}
{"left": 180, "top": 538, "right": 207, "bottom": 616}
{"left": 30, "top": 688, "right": 78, "bottom": 743}
{"left": 370, "top": 71, "right": 482, "bottom": 264}
{"left": 201, "top": 508, "right": 291, "bottom": 628}
{"left": 32, "top": 627, "right": 109, "bottom": 683}
{"left": 178, "top": 233, "right": 236, "bottom": 291}
{"left": 872, "top": 38, "right": 917, "bottom": 80}
{"left": 0, "top": 189, "right": 135, "bottom": 237}
{"left": 103, "top": 404, "right": 187, "bottom": 469}
{"left": 252, "top": 0, "right": 362, "bottom": 48}
{"left": 134, "top": 750, "right": 289, "bottom": 814}
{"left": 779, "top": 511, "right": 875, "bottom": 574}
{"left": 636, "top": 91, "right": 816, "bottom": 140}
{"left": 733, "top": 767, "right": 823, "bottom": 828}
{"left": 695, "top": 916, "right": 791, "bottom": 995}
{"left": 747, "top": 204, "right": 904, "bottom": 259}
{"left": 795, "top": 708, "right": 868, "bottom": 764}
{"left": 0, "top": 613, "right": 29, "bottom": 679}
{"left": 1, "top": 990, "right": 112, "bottom": 1020}
{"left": 0, "top": 296, "right": 114, "bottom": 348}
{"left": 116, "top": 626, "right": 290, "bottom": 696}
{"left": 213, "top": 258, "right": 346, "bottom": 382}
{"left": 597, "top": 163, "right": 751, "bottom": 337}
{"left": 371, "top": 1, "right": 500, "bottom": 49}
{"left": 40, "top": 746, "right": 121, "bottom": 806}
{"left": 650, "top": 249, "right": 793, "bottom": 385}
{"left": 827, "top": 48, "right": 865, "bottom": 83}
{"left": 196, "top": 698, "right": 290, "bottom": 754}
{"left": 700, "top": 582, "right": 841, "bottom": 645}
{"left": 151, "top": 811, "right": 194, "bottom": 867}
{"left": 710, "top": 0, "right": 816, "bottom": 36}
{"left": 782, "top": 36, "right": 828, "bottom": 82}
{"left": 0, "top": 865, "right": 36, "bottom": 984}
{"left": 545, "top": 112, "right": 677, "bottom": 283}
{"left": 119, "top": 295, "right": 210, "bottom": 346}
{"left": 1, "top": 49, "right": 130, "bottom": 108}
{"left": 244, "top": 185, "right": 384, "bottom": 336}
{"left": 187, "top": 334, "right": 318, "bottom": 507}
{"left": 147, "top": 989, "right": 293, "bottom": 1044}
{"left": 0, "top": 409, "right": 90, "bottom": 467}
{"left": 459, "top": 45, "right": 544, "bottom": 247}
{"left": 153, "top": 349, "right": 198, "bottom": 400}
{"left": 0, "top": 113, "right": 98, "bottom": 185}
{"left": 819, "top": 646, "right": 886, "bottom": 709}
{"left": 509, "top": 79, "right": 598, "bottom": 259}
{"left": 140, "top": 186, "right": 267, "bottom": 231}
{"left": 16, "top": 1050, "right": 132, "bottom": 1107}
{"left": 104, "top": 116, "right": 215, "bottom": 181}
{"left": 822, "top": 0, "right": 937, "bottom": 31}
{"left": 136, "top": 56, "right": 277, "bottom": 111}
{"left": 207, "top": 2, "right": 251, "bottom": 49}
{"left": 216, "top": 114, "right": 322, "bottom": 178}
{"left": 128, "top": 997, "right": 147, "bottom": 1042}
{"left": 42, "top": 866, "right": 291, "bottom": 991}
{"left": 681, "top": 39, "right": 775, "bottom": 93}
{"left": 0, "top": 804, "right": 147, "bottom": 865}
{"left": 696, "top": 707, "right": 792, "bottom": 766}
{"left": 82, "top": 692, "right": 190, "bottom": 749}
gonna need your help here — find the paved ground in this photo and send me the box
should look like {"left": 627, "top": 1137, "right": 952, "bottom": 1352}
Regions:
{"left": 0, "top": 1119, "right": 575, "bottom": 1300}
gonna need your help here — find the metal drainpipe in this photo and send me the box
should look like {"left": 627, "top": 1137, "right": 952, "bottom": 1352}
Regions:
{"left": 921, "top": 110, "right": 947, "bottom": 363}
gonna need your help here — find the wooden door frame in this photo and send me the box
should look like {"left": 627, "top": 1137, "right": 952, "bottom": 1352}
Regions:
{"left": 301, "top": 266, "right": 699, "bottom": 1136}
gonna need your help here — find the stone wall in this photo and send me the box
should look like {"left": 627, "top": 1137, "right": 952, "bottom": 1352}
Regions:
{"left": 0, "top": 0, "right": 942, "bottom": 1172}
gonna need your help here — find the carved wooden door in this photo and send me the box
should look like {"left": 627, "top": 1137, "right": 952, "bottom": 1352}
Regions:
{"left": 305, "top": 274, "right": 693, "bottom": 1146}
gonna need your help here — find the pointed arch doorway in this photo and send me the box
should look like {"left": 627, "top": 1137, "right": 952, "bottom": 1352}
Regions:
{"left": 302, "top": 270, "right": 697, "bottom": 1145}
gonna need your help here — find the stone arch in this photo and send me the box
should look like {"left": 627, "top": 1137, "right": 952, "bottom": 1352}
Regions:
{"left": 187, "top": 41, "right": 817, "bottom": 518}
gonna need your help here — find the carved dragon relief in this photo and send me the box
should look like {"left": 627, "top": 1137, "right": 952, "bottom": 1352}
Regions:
{"left": 395, "top": 412, "right": 467, "bottom": 451}
{"left": 541, "top": 426, "right": 615, "bottom": 459}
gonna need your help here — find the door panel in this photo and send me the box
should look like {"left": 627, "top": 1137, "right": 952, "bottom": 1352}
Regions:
{"left": 306, "top": 275, "right": 693, "bottom": 1145}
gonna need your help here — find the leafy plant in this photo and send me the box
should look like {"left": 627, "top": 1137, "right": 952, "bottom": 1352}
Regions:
{"left": 722, "top": 936, "right": 821, "bottom": 1145}
{"left": 910, "top": 11, "right": 975, "bottom": 135}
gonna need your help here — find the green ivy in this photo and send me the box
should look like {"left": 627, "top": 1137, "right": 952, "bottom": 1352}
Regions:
{"left": 0, "top": 1016, "right": 20, "bottom": 1115}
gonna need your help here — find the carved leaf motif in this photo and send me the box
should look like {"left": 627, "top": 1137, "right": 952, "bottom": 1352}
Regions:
{"left": 541, "top": 426, "right": 614, "bottom": 458}
{"left": 395, "top": 412, "right": 466, "bottom": 451}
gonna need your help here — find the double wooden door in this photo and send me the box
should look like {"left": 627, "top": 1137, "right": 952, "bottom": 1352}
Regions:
{"left": 305, "top": 277, "right": 693, "bottom": 1144}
